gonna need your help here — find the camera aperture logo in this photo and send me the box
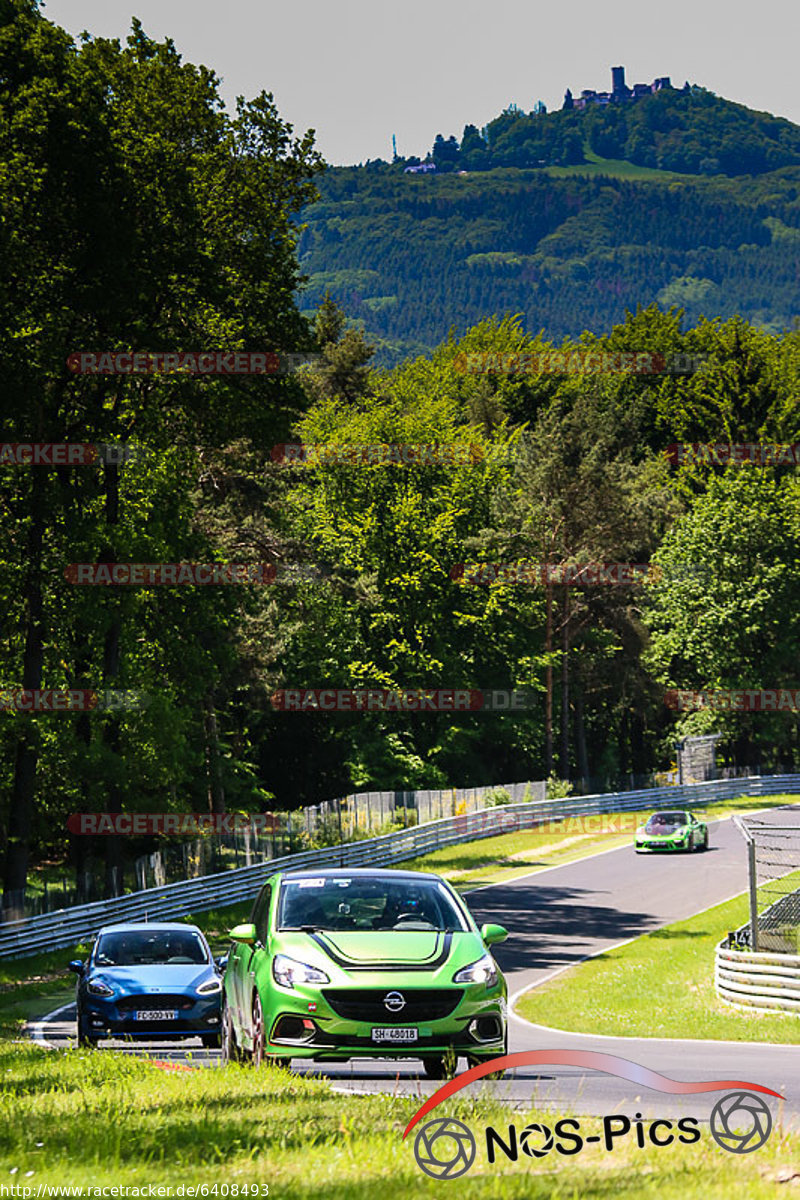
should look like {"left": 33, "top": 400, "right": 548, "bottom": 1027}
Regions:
{"left": 414, "top": 1117, "right": 476, "bottom": 1179}
{"left": 406, "top": 1051, "right": 782, "bottom": 1178}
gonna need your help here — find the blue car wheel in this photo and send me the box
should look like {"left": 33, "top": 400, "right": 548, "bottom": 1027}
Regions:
{"left": 77, "top": 1011, "right": 99, "bottom": 1048}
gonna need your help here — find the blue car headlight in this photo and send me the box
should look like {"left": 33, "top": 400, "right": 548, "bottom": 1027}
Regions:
{"left": 453, "top": 955, "right": 498, "bottom": 987}
{"left": 87, "top": 978, "right": 114, "bottom": 997}
{"left": 197, "top": 978, "right": 223, "bottom": 995}
{"left": 273, "top": 954, "right": 330, "bottom": 989}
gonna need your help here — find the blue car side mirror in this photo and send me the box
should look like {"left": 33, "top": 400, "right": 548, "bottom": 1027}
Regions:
{"left": 68, "top": 960, "right": 85, "bottom": 976}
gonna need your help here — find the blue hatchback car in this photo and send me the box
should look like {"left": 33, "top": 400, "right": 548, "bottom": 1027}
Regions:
{"left": 69, "top": 922, "right": 223, "bottom": 1047}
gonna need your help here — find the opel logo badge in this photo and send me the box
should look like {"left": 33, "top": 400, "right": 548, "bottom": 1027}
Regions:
{"left": 384, "top": 990, "right": 406, "bottom": 1013}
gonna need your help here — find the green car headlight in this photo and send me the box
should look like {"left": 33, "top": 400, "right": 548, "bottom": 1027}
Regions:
{"left": 453, "top": 954, "right": 498, "bottom": 987}
{"left": 273, "top": 954, "right": 330, "bottom": 989}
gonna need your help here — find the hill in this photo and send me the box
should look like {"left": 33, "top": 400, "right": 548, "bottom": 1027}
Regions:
{"left": 474, "top": 86, "right": 800, "bottom": 176}
{"left": 296, "top": 88, "right": 800, "bottom": 365}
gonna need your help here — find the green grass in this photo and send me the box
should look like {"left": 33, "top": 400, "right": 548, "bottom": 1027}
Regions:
{"left": 0, "top": 1041, "right": 798, "bottom": 1195}
{"left": 398, "top": 794, "right": 800, "bottom": 891}
{"left": 542, "top": 148, "right": 695, "bottom": 181}
{"left": 515, "top": 891, "right": 800, "bottom": 1043}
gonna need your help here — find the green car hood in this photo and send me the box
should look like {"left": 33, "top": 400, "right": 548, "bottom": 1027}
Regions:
{"left": 275, "top": 929, "right": 482, "bottom": 974}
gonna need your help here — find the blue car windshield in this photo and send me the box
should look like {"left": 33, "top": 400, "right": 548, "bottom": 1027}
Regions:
{"left": 279, "top": 877, "right": 469, "bottom": 932}
{"left": 94, "top": 930, "right": 209, "bottom": 966}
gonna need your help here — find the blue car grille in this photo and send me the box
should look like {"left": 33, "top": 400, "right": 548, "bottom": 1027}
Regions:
{"left": 322, "top": 988, "right": 463, "bottom": 1023}
{"left": 115, "top": 994, "right": 195, "bottom": 1012}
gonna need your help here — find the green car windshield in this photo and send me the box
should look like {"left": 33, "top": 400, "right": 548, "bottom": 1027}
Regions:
{"left": 644, "top": 812, "right": 689, "bottom": 833}
{"left": 278, "top": 877, "right": 469, "bottom": 933}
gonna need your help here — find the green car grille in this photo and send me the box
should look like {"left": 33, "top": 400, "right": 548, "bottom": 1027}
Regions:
{"left": 321, "top": 988, "right": 464, "bottom": 1023}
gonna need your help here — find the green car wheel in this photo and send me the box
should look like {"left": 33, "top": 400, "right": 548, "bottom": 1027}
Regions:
{"left": 422, "top": 1051, "right": 459, "bottom": 1079}
{"left": 251, "top": 992, "right": 266, "bottom": 1066}
{"left": 221, "top": 1005, "right": 243, "bottom": 1063}
{"left": 467, "top": 1030, "right": 508, "bottom": 1078}
{"left": 251, "top": 993, "right": 291, "bottom": 1068}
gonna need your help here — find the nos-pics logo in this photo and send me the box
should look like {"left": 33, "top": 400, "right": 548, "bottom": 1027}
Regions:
{"left": 403, "top": 1051, "right": 781, "bottom": 1180}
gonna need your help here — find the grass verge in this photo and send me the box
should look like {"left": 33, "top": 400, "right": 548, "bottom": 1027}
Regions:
{"left": 1, "top": 1042, "right": 799, "bottom": 1195}
{"left": 515, "top": 890, "right": 800, "bottom": 1043}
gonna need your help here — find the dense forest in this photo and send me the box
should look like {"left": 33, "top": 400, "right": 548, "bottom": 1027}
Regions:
{"left": 1, "top": 2, "right": 799, "bottom": 910}
{"left": 298, "top": 165, "right": 800, "bottom": 365}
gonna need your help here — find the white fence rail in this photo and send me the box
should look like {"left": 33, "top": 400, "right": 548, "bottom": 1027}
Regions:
{"left": 2, "top": 772, "right": 799, "bottom": 960}
{"left": 715, "top": 944, "right": 800, "bottom": 1013}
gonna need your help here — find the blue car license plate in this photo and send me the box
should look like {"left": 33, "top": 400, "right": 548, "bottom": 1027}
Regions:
{"left": 134, "top": 1010, "right": 177, "bottom": 1021}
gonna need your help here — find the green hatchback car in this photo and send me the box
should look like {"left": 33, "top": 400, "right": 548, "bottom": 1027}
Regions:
{"left": 221, "top": 867, "right": 508, "bottom": 1077}
{"left": 634, "top": 809, "right": 709, "bottom": 853}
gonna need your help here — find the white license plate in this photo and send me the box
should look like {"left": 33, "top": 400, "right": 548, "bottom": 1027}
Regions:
{"left": 371, "top": 1027, "right": 418, "bottom": 1043}
{"left": 134, "top": 1010, "right": 177, "bottom": 1021}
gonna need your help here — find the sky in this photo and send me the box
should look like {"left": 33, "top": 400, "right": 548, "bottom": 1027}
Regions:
{"left": 43, "top": 0, "right": 800, "bottom": 166}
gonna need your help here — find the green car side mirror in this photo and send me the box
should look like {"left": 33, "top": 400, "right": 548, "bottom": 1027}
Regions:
{"left": 480, "top": 923, "right": 508, "bottom": 946}
{"left": 229, "top": 922, "right": 257, "bottom": 945}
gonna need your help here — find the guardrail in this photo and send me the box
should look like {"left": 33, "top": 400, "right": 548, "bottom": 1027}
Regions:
{"left": 2, "top": 772, "right": 799, "bottom": 960}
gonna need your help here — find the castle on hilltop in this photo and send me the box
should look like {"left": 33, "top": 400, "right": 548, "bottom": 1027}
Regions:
{"left": 564, "top": 66, "right": 672, "bottom": 111}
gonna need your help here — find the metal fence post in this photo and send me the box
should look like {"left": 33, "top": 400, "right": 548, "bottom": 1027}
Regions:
{"left": 748, "top": 840, "right": 759, "bottom": 952}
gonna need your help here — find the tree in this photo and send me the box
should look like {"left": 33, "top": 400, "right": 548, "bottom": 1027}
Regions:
{"left": 644, "top": 471, "right": 800, "bottom": 765}
{"left": 0, "top": 5, "right": 323, "bottom": 909}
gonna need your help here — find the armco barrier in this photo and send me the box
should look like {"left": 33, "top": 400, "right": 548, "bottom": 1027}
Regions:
{"left": 715, "top": 944, "right": 800, "bottom": 1013}
{"left": 2, "top": 773, "right": 799, "bottom": 960}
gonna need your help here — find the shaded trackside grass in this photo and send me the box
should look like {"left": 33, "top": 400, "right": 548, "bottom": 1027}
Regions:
{"left": 397, "top": 794, "right": 800, "bottom": 890}
{"left": 1, "top": 1042, "right": 799, "bottom": 1196}
{"left": 515, "top": 891, "right": 800, "bottom": 1043}
{"left": 0, "top": 944, "right": 93, "bottom": 1038}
